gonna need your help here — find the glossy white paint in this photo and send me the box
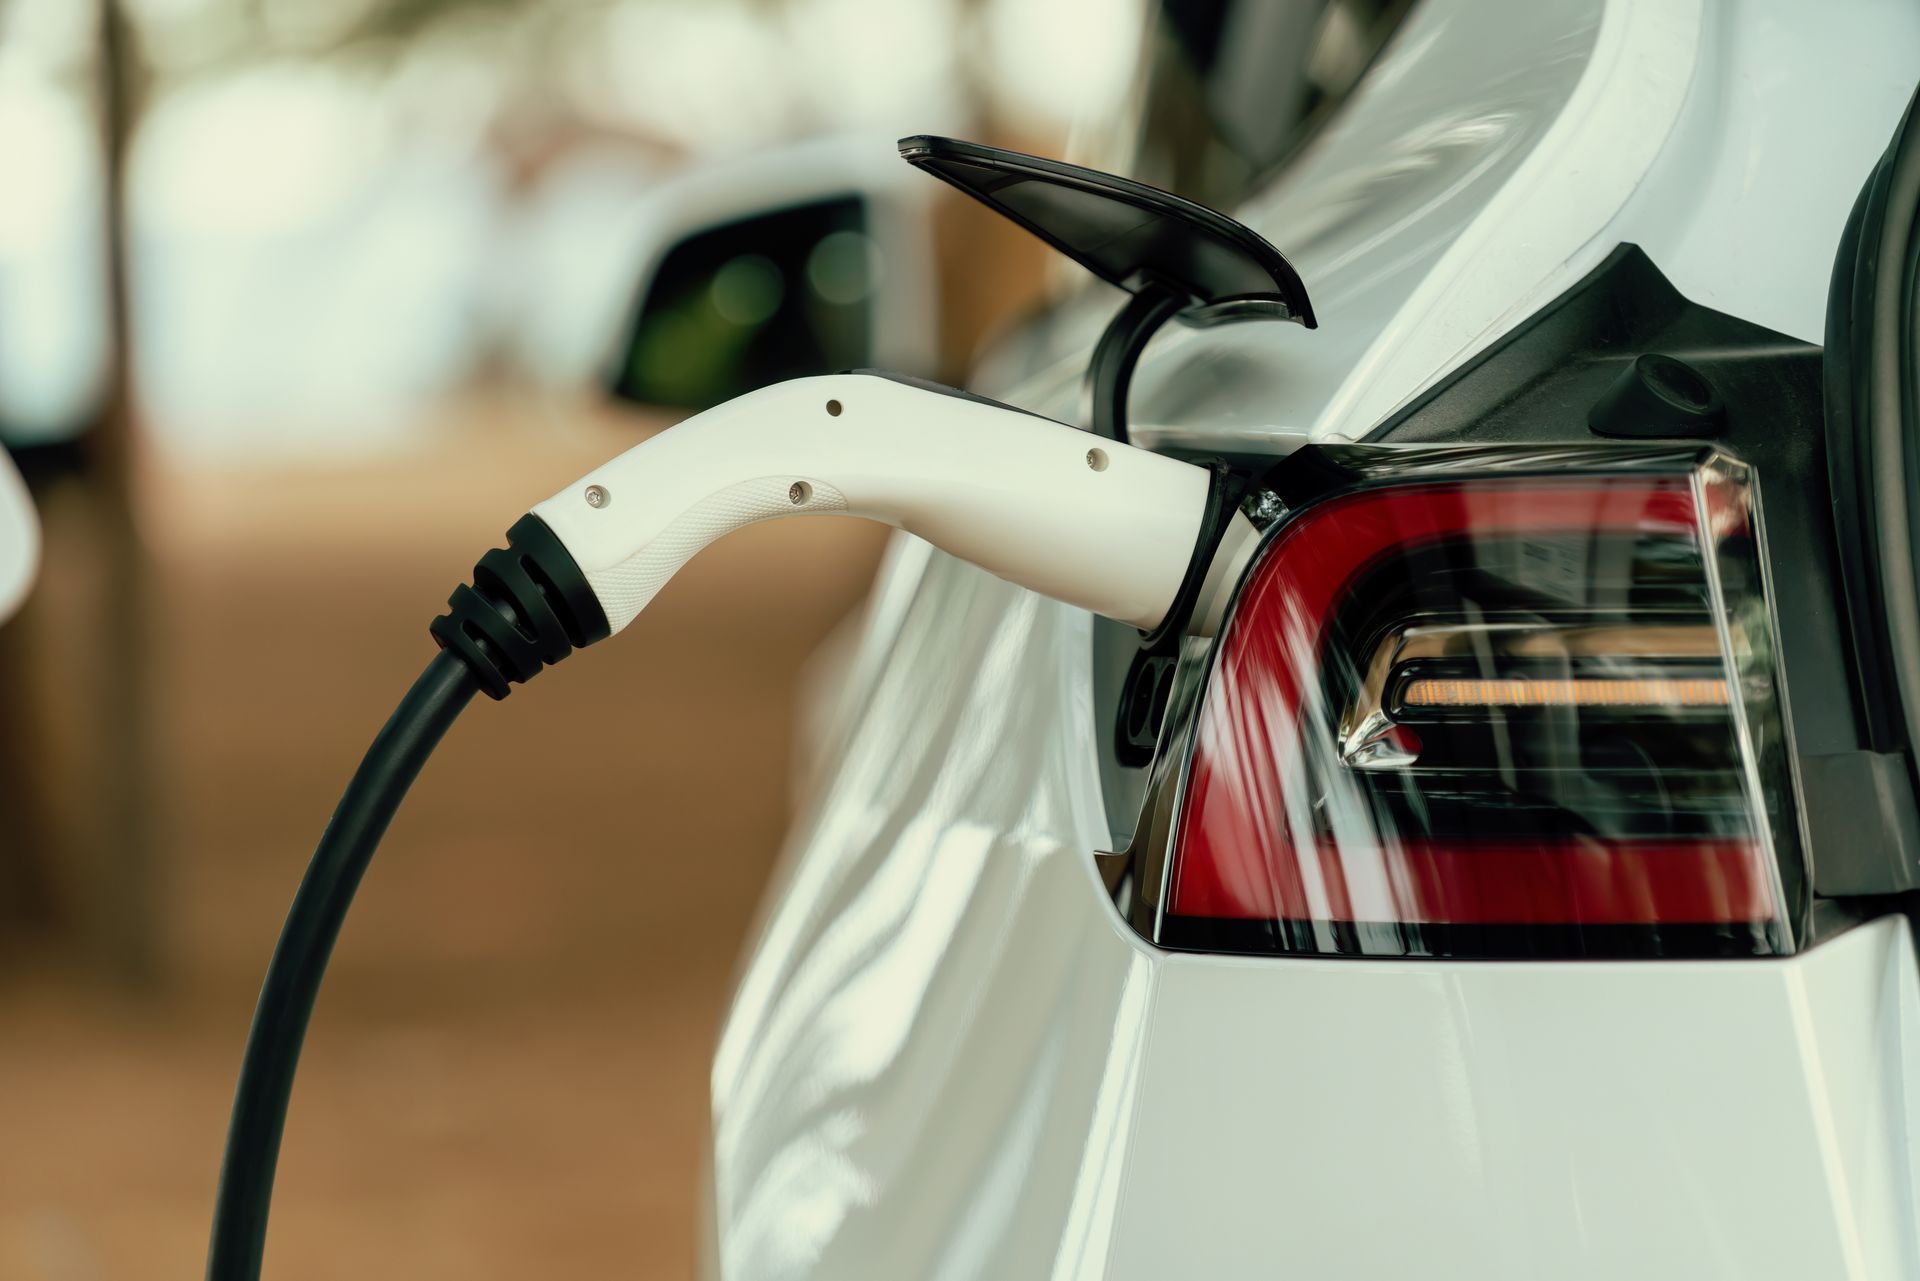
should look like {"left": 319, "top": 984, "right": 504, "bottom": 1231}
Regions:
{"left": 710, "top": 558, "right": 1130, "bottom": 1280}
{"left": 0, "top": 445, "right": 36, "bottom": 624}
{"left": 1616, "top": 0, "right": 1920, "bottom": 344}
{"left": 1010, "top": 0, "right": 1619, "bottom": 450}
{"left": 1117, "top": 0, "right": 1920, "bottom": 453}
{"left": 706, "top": 0, "right": 1920, "bottom": 1276}
{"left": 1132, "top": 919, "right": 1920, "bottom": 1278}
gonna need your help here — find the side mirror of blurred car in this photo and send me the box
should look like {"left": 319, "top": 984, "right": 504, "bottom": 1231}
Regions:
{"left": 604, "top": 136, "right": 938, "bottom": 411}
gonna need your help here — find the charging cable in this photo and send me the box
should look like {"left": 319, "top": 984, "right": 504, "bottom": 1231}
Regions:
{"left": 205, "top": 370, "right": 1254, "bottom": 1279}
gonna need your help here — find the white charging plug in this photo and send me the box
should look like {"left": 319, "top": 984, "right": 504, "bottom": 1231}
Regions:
{"left": 213, "top": 369, "right": 1267, "bottom": 1281}
{"left": 530, "top": 372, "right": 1254, "bottom": 636}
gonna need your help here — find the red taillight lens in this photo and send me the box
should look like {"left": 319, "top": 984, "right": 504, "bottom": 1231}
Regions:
{"left": 1162, "top": 460, "right": 1798, "bottom": 958}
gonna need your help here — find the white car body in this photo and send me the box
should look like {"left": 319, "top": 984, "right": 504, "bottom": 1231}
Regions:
{"left": 705, "top": 2, "right": 1920, "bottom": 1277}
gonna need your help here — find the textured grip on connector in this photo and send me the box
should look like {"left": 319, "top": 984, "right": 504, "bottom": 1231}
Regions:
{"left": 586, "top": 476, "right": 849, "bottom": 631}
{"left": 430, "top": 513, "right": 611, "bottom": 700}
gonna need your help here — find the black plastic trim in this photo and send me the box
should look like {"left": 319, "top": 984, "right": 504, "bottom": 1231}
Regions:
{"left": 1826, "top": 85, "right": 1920, "bottom": 779}
{"left": 898, "top": 135, "right": 1316, "bottom": 327}
{"left": 1157, "top": 915, "right": 1786, "bottom": 960}
{"left": 1087, "top": 280, "right": 1188, "bottom": 446}
{"left": 1801, "top": 752, "right": 1920, "bottom": 895}
{"left": 1111, "top": 463, "right": 1249, "bottom": 769}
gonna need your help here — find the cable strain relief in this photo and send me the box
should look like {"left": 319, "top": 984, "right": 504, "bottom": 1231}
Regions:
{"left": 429, "top": 513, "right": 611, "bottom": 700}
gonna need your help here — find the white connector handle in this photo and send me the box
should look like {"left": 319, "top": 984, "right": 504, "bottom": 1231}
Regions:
{"left": 533, "top": 372, "right": 1248, "bottom": 635}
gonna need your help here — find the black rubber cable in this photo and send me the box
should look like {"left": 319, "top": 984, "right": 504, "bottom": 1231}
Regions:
{"left": 206, "top": 651, "right": 481, "bottom": 1281}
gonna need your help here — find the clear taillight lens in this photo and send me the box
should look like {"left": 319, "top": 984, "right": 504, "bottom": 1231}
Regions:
{"left": 1162, "top": 454, "right": 1801, "bottom": 958}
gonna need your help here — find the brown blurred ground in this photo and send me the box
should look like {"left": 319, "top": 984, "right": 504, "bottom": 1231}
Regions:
{"left": 0, "top": 394, "right": 887, "bottom": 1279}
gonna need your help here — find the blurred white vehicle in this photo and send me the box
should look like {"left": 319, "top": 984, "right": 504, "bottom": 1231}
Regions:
{"left": 590, "top": 133, "right": 939, "bottom": 413}
{"left": 0, "top": 445, "right": 34, "bottom": 623}
{"left": 698, "top": 2, "right": 1920, "bottom": 1279}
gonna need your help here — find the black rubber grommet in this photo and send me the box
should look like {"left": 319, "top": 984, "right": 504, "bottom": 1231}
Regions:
{"left": 1588, "top": 353, "right": 1727, "bottom": 438}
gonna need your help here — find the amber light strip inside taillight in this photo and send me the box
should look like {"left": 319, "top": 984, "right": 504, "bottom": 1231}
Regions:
{"left": 1398, "top": 675, "right": 1730, "bottom": 709}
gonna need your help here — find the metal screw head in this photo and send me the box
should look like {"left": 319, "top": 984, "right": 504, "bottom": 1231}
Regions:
{"left": 1243, "top": 488, "right": 1286, "bottom": 527}
{"left": 788, "top": 481, "right": 811, "bottom": 505}
{"left": 584, "top": 484, "right": 610, "bottom": 509}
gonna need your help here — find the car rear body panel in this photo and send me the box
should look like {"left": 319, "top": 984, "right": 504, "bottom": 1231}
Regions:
{"left": 706, "top": 0, "right": 1920, "bottom": 1275}
{"left": 712, "top": 539, "right": 1920, "bottom": 1279}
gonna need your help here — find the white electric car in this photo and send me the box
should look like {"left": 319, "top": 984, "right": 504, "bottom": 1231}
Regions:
{"left": 700, "top": 1, "right": 1920, "bottom": 1278}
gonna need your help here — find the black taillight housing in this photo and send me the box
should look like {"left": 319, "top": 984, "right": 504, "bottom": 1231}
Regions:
{"left": 1128, "top": 445, "right": 1806, "bottom": 960}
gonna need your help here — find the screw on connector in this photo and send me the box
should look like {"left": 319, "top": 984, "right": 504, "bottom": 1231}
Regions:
{"left": 584, "top": 484, "right": 610, "bottom": 509}
{"left": 788, "top": 481, "right": 811, "bottom": 505}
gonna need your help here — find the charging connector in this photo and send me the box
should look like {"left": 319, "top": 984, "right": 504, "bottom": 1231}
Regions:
{"left": 533, "top": 371, "right": 1227, "bottom": 635}
{"left": 208, "top": 370, "right": 1253, "bottom": 1280}
{"left": 427, "top": 371, "right": 1253, "bottom": 701}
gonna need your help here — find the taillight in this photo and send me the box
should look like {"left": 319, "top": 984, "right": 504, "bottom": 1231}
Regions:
{"left": 1156, "top": 450, "right": 1803, "bottom": 959}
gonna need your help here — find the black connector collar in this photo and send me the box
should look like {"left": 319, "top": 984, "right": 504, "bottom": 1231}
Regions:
{"left": 429, "top": 513, "right": 610, "bottom": 699}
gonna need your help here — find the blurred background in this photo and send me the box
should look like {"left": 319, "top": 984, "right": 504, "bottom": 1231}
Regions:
{"left": 0, "top": 0, "right": 1396, "bottom": 1274}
